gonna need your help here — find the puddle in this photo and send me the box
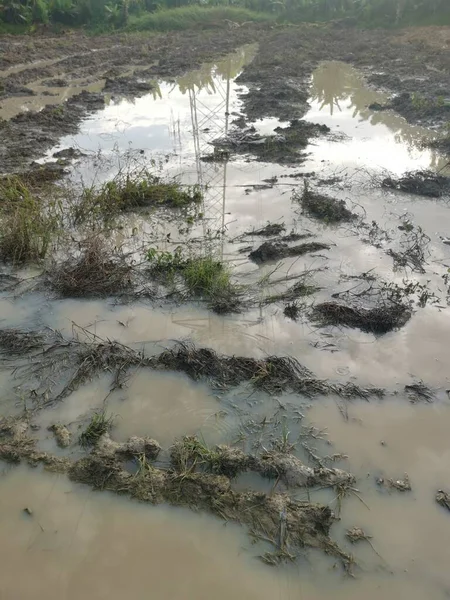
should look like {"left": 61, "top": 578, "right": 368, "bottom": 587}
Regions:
{"left": 305, "top": 61, "right": 449, "bottom": 175}
{"left": 35, "top": 370, "right": 229, "bottom": 448}
{"left": 307, "top": 398, "right": 450, "bottom": 595}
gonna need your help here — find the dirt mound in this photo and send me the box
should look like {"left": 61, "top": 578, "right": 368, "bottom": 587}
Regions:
{"left": 382, "top": 170, "right": 450, "bottom": 198}
{"left": 311, "top": 301, "right": 411, "bottom": 334}
{"left": 249, "top": 240, "right": 329, "bottom": 263}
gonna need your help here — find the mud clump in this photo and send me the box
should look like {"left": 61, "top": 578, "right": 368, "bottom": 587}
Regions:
{"left": 0, "top": 423, "right": 351, "bottom": 568}
{"left": 249, "top": 240, "right": 329, "bottom": 263}
{"left": 116, "top": 436, "right": 161, "bottom": 460}
{"left": 104, "top": 76, "right": 154, "bottom": 97}
{"left": 48, "top": 423, "right": 71, "bottom": 448}
{"left": 246, "top": 222, "right": 286, "bottom": 237}
{"left": 300, "top": 185, "right": 357, "bottom": 223}
{"left": 255, "top": 452, "right": 355, "bottom": 488}
{"left": 372, "top": 92, "right": 450, "bottom": 128}
{"left": 311, "top": 302, "right": 411, "bottom": 334}
{"left": 436, "top": 490, "right": 450, "bottom": 511}
{"left": 377, "top": 473, "right": 411, "bottom": 492}
{"left": 49, "top": 237, "right": 133, "bottom": 298}
{"left": 171, "top": 436, "right": 355, "bottom": 489}
{"left": 382, "top": 170, "right": 450, "bottom": 198}
{"left": 213, "top": 120, "right": 329, "bottom": 164}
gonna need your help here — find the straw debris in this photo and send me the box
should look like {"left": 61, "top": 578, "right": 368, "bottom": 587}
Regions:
{"left": 0, "top": 328, "right": 45, "bottom": 355}
{"left": 382, "top": 170, "right": 450, "bottom": 198}
{"left": 49, "top": 237, "right": 133, "bottom": 297}
{"left": 311, "top": 301, "right": 411, "bottom": 334}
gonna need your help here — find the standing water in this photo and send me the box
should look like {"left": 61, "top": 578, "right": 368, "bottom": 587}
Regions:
{"left": 1, "top": 45, "right": 450, "bottom": 600}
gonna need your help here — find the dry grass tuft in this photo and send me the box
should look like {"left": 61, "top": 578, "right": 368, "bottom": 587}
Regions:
{"left": 49, "top": 237, "right": 133, "bottom": 297}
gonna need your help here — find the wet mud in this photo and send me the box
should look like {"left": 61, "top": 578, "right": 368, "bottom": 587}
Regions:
{"left": 1, "top": 19, "right": 450, "bottom": 600}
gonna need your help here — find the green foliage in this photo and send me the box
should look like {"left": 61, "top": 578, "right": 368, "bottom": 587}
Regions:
{"left": 79, "top": 408, "right": 115, "bottom": 448}
{"left": 127, "top": 5, "right": 273, "bottom": 31}
{"left": 74, "top": 173, "right": 201, "bottom": 225}
{"left": 1, "top": 0, "right": 448, "bottom": 29}
{"left": 183, "top": 256, "right": 231, "bottom": 298}
{"left": 0, "top": 175, "right": 62, "bottom": 264}
{"left": 146, "top": 248, "right": 236, "bottom": 305}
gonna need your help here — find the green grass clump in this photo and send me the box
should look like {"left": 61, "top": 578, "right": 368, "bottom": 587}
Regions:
{"left": 146, "top": 248, "right": 241, "bottom": 312}
{"left": 127, "top": 6, "right": 273, "bottom": 32}
{"left": 0, "top": 175, "right": 61, "bottom": 264}
{"left": 183, "top": 256, "right": 231, "bottom": 298}
{"left": 75, "top": 173, "right": 201, "bottom": 224}
{"left": 79, "top": 409, "right": 115, "bottom": 448}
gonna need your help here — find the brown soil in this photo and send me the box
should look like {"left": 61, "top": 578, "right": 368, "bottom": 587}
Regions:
{"left": 1, "top": 23, "right": 449, "bottom": 173}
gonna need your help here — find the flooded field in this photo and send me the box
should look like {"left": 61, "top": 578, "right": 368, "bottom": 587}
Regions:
{"left": 1, "top": 22, "right": 450, "bottom": 599}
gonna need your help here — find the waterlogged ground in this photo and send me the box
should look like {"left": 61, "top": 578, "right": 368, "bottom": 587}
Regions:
{"left": 1, "top": 23, "right": 450, "bottom": 599}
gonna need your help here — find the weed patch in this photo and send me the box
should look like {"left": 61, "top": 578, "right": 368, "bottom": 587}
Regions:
{"left": 146, "top": 249, "right": 242, "bottom": 313}
{"left": 127, "top": 6, "right": 273, "bottom": 32}
{"left": 0, "top": 175, "right": 61, "bottom": 263}
{"left": 75, "top": 172, "right": 201, "bottom": 224}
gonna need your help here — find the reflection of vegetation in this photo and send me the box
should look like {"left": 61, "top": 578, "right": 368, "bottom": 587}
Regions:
{"left": 176, "top": 44, "right": 257, "bottom": 95}
{"left": 310, "top": 62, "right": 447, "bottom": 171}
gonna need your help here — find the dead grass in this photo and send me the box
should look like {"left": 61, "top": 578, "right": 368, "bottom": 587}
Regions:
{"left": 249, "top": 240, "right": 329, "bottom": 263}
{"left": 311, "top": 301, "right": 411, "bottom": 334}
{"left": 49, "top": 237, "right": 133, "bottom": 297}
{"left": 151, "top": 342, "right": 383, "bottom": 399}
{"left": 0, "top": 328, "right": 45, "bottom": 355}
{"left": 7, "top": 328, "right": 383, "bottom": 407}
{"left": 382, "top": 170, "right": 450, "bottom": 198}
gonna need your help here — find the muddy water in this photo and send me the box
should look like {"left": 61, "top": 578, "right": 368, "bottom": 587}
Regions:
{"left": 1, "top": 458, "right": 449, "bottom": 599}
{"left": 2, "top": 52, "right": 450, "bottom": 599}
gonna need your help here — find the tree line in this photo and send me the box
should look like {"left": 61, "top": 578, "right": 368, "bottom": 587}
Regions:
{"left": 0, "top": 0, "right": 448, "bottom": 28}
